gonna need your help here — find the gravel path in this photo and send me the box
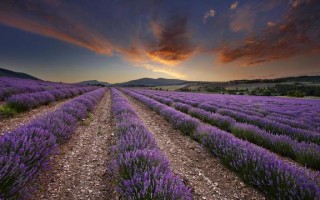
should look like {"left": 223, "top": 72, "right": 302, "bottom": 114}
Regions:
{"left": 31, "top": 89, "right": 117, "bottom": 200}
{"left": 0, "top": 99, "right": 70, "bottom": 135}
{"left": 124, "top": 93, "right": 265, "bottom": 200}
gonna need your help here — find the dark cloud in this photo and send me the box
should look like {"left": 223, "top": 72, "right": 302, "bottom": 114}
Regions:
{"left": 219, "top": 0, "right": 320, "bottom": 65}
{"left": 1, "top": 0, "right": 318, "bottom": 74}
{"left": 147, "top": 15, "right": 195, "bottom": 65}
{"left": 0, "top": 0, "right": 196, "bottom": 70}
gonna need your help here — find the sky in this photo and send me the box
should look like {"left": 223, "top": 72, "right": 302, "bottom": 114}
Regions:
{"left": 0, "top": 0, "right": 319, "bottom": 83}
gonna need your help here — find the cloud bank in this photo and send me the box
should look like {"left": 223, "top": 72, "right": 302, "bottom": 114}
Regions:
{"left": 0, "top": 0, "right": 199, "bottom": 77}
{"left": 0, "top": 0, "right": 319, "bottom": 75}
{"left": 220, "top": 0, "right": 320, "bottom": 65}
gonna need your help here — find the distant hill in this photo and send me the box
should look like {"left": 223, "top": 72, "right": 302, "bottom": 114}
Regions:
{"left": 113, "top": 78, "right": 187, "bottom": 87}
{"left": 78, "top": 80, "right": 111, "bottom": 86}
{"left": 0, "top": 68, "right": 40, "bottom": 80}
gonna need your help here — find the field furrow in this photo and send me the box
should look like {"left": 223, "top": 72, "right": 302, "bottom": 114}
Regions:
{"left": 31, "top": 89, "right": 117, "bottom": 199}
{"left": 0, "top": 98, "right": 70, "bottom": 135}
{"left": 123, "top": 89, "right": 320, "bottom": 199}
{"left": 129, "top": 89, "right": 320, "bottom": 170}
{"left": 123, "top": 91, "right": 265, "bottom": 200}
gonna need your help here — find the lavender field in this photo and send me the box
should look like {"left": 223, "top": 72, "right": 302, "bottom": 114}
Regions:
{"left": 1, "top": 0, "right": 319, "bottom": 199}
{"left": 0, "top": 76, "right": 320, "bottom": 200}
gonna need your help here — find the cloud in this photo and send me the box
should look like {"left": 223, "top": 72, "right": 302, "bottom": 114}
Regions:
{"left": 0, "top": 1, "right": 115, "bottom": 55}
{"left": 118, "top": 15, "right": 197, "bottom": 78}
{"left": 0, "top": 1, "right": 196, "bottom": 78}
{"left": 220, "top": 0, "right": 320, "bottom": 65}
{"left": 229, "top": 5, "right": 255, "bottom": 32}
{"left": 229, "top": 1, "right": 282, "bottom": 32}
{"left": 114, "top": 14, "right": 197, "bottom": 78}
{"left": 230, "top": 1, "right": 239, "bottom": 10}
{"left": 290, "top": 0, "right": 311, "bottom": 7}
{"left": 120, "top": 14, "right": 197, "bottom": 65}
{"left": 203, "top": 9, "right": 215, "bottom": 24}
{"left": 140, "top": 64, "right": 185, "bottom": 78}
{"left": 267, "top": 21, "right": 275, "bottom": 27}
{"left": 146, "top": 15, "right": 196, "bottom": 66}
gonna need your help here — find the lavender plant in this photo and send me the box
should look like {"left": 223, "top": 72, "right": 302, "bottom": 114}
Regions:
{"left": 5, "top": 86, "right": 96, "bottom": 113}
{"left": 111, "top": 88, "right": 191, "bottom": 200}
{"left": 0, "top": 88, "right": 105, "bottom": 199}
{"left": 124, "top": 89, "right": 320, "bottom": 199}
{"left": 130, "top": 89, "right": 320, "bottom": 170}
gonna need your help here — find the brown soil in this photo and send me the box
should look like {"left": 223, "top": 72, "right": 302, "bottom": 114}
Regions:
{"left": 124, "top": 93, "right": 265, "bottom": 200}
{"left": 31, "top": 89, "right": 117, "bottom": 200}
{"left": 0, "top": 99, "right": 70, "bottom": 135}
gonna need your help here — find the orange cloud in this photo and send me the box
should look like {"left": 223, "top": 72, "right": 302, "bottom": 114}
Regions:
{"left": 0, "top": 3, "right": 115, "bottom": 56}
{"left": 220, "top": 0, "right": 320, "bottom": 65}
{"left": 140, "top": 64, "right": 185, "bottom": 78}
{"left": 147, "top": 16, "right": 196, "bottom": 66}
{"left": 120, "top": 15, "right": 197, "bottom": 71}
{"left": 230, "top": 1, "right": 239, "bottom": 10}
{"left": 0, "top": 1, "right": 197, "bottom": 78}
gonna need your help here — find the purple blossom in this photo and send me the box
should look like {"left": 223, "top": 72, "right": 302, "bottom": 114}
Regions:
{"left": 111, "top": 88, "right": 191, "bottom": 199}
{"left": 0, "top": 88, "right": 106, "bottom": 198}
{"left": 124, "top": 88, "right": 320, "bottom": 199}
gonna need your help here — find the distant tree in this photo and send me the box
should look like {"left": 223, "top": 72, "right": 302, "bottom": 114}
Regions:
{"left": 314, "top": 88, "right": 320, "bottom": 97}
{"left": 295, "top": 91, "right": 305, "bottom": 97}
{"left": 288, "top": 90, "right": 305, "bottom": 97}
{"left": 262, "top": 90, "right": 271, "bottom": 96}
{"left": 249, "top": 90, "right": 257, "bottom": 95}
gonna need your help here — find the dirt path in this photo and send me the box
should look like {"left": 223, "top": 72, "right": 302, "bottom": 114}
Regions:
{"left": 31, "top": 89, "right": 117, "bottom": 200}
{"left": 124, "top": 93, "right": 265, "bottom": 200}
{"left": 0, "top": 99, "right": 70, "bottom": 135}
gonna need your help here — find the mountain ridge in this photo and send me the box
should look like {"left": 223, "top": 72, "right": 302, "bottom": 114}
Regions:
{"left": 113, "top": 78, "right": 187, "bottom": 87}
{"left": 78, "top": 80, "right": 111, "bottom": 86}
{"left": 0, "top": 68, "right": 40, "bottom": 80}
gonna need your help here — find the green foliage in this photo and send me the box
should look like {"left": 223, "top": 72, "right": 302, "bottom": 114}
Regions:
{"left": 262, "top": 90, "right": 271, "bottom": 96}
{"left": 204, "top": 86, "right": 226, "bottom": 93}
{"left": 82, "top": 112, "right": 94, "bottom": 126}
{"left": 7, "top": 102, "right": 29, "bottom": 112}
{"left": 275, "top": 84, "right": 319, "bottom": 97}
{"left": 0, "top": 104, "right": 18, "bottom": 118}
{"left": 287, "top": 90, "right": 305, "bottom": 97}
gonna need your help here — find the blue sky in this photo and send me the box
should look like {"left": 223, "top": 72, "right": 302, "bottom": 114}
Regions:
{"left": 0, "top": 0, "right": 319, "bottom": 83}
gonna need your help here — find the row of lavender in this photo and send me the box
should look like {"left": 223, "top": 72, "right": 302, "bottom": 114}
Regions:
{"left": 0, "top": 88, "right": 105, "bottom": 199}
{"left": 171, "top": 90, "right": 319, "bottom": 131}
{"left": 5, "top": 86, "right": 96, "bottom": 112}
{"left": 134, "top": 90, "right": 320, "bottom": 144}
{"left": 137, "top": 90, "right": 320, "bottom": 132}
{"left": 110, "top": 88, "right": 191, "bottom": 199}
{"left": 0, "top": 77, "right": 87, "bottom": 101}
{"left": 129, "top": 89, "right": 320, "bottom": 170}
{"left": 191, "top": 92, "right": 320, "bottom": 130}
{"left": 123, "top": 89, "right": 320, "bottom": 199}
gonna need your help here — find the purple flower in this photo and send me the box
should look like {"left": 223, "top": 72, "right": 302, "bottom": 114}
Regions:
{"left": 111, "top": 88, "right": 191, "bottom": 199}
{"left": 124, "top": 88, "right": 320, "bottom": 199}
